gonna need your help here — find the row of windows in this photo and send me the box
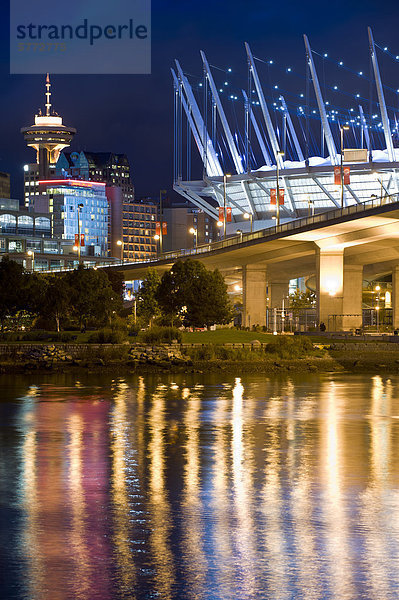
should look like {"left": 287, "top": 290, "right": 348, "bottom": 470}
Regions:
{"left": 0, "top": 214, "right": 51, "bottom": 228}
{"left": 124, "top": 245, "right": 156, "bottom": 252}
{"left": 123, "top": 232, "right": 154, "bottom": 240}
{"left": 123, "top": 205, "right": 156, "bottom": 214}
{"left": 123, "top": 221, "right": 155, "bottom": 228}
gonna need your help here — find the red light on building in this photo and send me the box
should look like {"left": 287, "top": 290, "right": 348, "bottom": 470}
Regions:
{"left": 38, "top": 179, "right": 106, "bottom": 188}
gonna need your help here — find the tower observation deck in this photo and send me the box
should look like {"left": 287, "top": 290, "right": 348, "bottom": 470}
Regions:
{"left": 21, "top": 74, "right": 76, "bottom": 180}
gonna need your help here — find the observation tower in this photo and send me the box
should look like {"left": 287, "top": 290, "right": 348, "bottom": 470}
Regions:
{"left": 21, "top": 74, "right": 76, "bottom": 180}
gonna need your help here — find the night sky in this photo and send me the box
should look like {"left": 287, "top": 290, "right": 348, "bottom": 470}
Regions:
{"left": 1, "top": 0, "right": 399, "bottom": 201}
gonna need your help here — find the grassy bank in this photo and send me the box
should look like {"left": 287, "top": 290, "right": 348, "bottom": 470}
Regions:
{"left": 1, "top": 334, "right": 399, "bottom": 375}
{"left": 181, "top": 329, "right": 275, "bottom": 344}
{"left": 0, "top": 329, "right": 399, "bottom": 373}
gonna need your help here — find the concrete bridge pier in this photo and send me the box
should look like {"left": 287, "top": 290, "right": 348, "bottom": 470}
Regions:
{"left": 242, "top": 264, "right": 267, "bottom": 328}
{"left": 342, "top": 265, "right": 363, "bottom": 330}
{"left": 316, "top": 248, "right": 344, "bottom": 330}
{"left": 269, "top": 279, "right": 290, "bottom": 309}
{"left": 392, "top": 266, "right": 399, "bottom": 329}
{"left": 316, "top": 248, "right": 363, "bottom": 330}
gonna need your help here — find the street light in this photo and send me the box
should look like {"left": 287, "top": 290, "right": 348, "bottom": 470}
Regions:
{"left": 153, "top": 234, "right": 160, "bottom": 255}
{"left": 189, "top": 227, "right": 198, "bottom": 248}
{"left": 27, "top": 250, "right": 35, "bottom": 272}
{"left": 276, "top": 151, "right": 284, "bottom": 226}
{"left": 375, "top": 285, "right": 381, "bottom": 332}
{"left": 77, "top": 202, "right": 84, "bottom": 264}
{"left": 116, "top": 240, "right": 124, "bottom": 264}
{"left": 223, "top": 173, "right": 231, "bottom": 238}
{"left": 340, "top": 125, "right": 350, "bottom": 208}
{"left": 243, "top": 212, "right": 253, "bottom": 232}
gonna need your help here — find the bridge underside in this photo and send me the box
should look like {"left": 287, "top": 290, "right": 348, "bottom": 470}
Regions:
{"left": 115, "top": 201, "right": 399, "bottom": 331}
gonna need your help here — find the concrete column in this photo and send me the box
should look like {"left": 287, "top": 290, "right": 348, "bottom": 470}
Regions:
{"left": 269, "top": 280, "right": 290, "bottom": 309}
{"left": 342, "top": 264, "right": 363, "bottom": 330}
{"left": 242, "top": 264, "right": 267, "bottom": 328}
{"left": 316, "top": 248, "right": 344, "bottom": 330}
{"left": 392, "top": 265, "right": 399, "bottom": 329}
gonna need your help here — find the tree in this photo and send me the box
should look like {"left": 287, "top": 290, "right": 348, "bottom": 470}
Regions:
{"left": 0, "top": 258, "right": 26, "bottom": 331}
{"left": 105, "top": 268, "right": 125, "bottom": 313}
{"left": 66, "top": 266, "right": 118, "bottom": 329}
{"left": 157, "top": 259, "right": 233, "bottom": 327}
{"left": 136, "top": 268, "right": 161, "bottom": 326}
{"left": 289, "top": 289, "right": 316, "bottom": 314}
{"left": 39, "top": 275, "right": 71, "bottom": 332}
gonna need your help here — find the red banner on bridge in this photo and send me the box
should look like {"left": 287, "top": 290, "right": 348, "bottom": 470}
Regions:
{"left": 218, "top": 207, "right": 224, "bottom": 221}
{"left": 226, "top": 207, "right": 232, "bottom": 222}
{"left": 270, "top": 189, "right": 284, "bottom": 205}
{"left": 80, "top": 234, "right": 85, "bottom": 247}
{"left": 162, "top": 222, "right": 167, "bottom": 235}
{"left": 334, "top": 166, "right": 350, "bottom": 185}
{"left": 155, "top": 221, "right": 161, "bottom": 235}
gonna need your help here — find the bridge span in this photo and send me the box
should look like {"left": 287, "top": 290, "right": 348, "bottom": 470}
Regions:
{"left": 107, "top": 195, "right": 399, "bottom": 330}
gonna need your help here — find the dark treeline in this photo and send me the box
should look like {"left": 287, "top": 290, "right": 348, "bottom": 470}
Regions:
{"left": 0, "top": 258, "right": 124, "bottom": 333}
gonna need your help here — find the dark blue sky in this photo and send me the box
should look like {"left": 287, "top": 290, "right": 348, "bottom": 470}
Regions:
{"left": 1, "top": 0, "right": 399, "bottom": 200}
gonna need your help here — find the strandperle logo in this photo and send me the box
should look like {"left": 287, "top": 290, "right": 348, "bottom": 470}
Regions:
{"left": 10, "top": 0, "right": 151, "bottom": 74}
{"left": 16, "top": 19, "right": 148, "bottom": 46}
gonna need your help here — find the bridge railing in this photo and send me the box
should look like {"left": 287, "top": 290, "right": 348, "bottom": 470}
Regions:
{"left": 160, "top": 191, "right": 399, "bottom": 261}
{"left": 40, "top": 191, "right": 399, "bottom": 273}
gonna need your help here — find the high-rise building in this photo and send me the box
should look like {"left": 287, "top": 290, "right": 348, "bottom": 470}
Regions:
{"left": 57, "top": 151, "right": 134, "bottom": 201}
{"left": 121, "top": 197, "right": 157, "bottom": 261}
{"left": 0, "top": 173, "right": 10, "bottom": 199}
{"left": 57, "top": 151, "right": 157, "bottom": 261}
{"left": 31, "top": 179, "right": 109, "bottom": 257}
{"left": 163, "top": 203, "right": 221, "bottom": 251}
{"left": 21, "top": 75, "right": 76, "bottom": 207}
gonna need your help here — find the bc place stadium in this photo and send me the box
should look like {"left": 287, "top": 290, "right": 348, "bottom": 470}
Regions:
{"left": 172, "top": 27, "right": 399, "bottom": 232}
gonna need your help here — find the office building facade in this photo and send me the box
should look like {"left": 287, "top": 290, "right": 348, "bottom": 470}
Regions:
{"left": 32, "top": 179, "right": 109, "bottom": 257}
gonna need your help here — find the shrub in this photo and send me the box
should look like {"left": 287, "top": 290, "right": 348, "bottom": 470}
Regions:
{"left": 265, "top": 335, "right": 314, "bottom": 359}
{"left": 88, "top": 329, "right": 127, "bottom": 344}
{"left": 109, "top": 314, "right": 128, "bottom": 332}
{"left": 56, "top": 332, "right": 78, "bottom": 342}
{"left": 21, "top": 330, "right": 52, "bottom": 341}
{"left": 128, "top": 324, "right": 140, "bottom": 337}
{"left": 139, "top": 326, "right": 183, "bottom": 344}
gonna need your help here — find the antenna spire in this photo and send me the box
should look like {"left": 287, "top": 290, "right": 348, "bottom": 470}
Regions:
{"left": 45, "top": 73, "right": 51, "bottom": 116}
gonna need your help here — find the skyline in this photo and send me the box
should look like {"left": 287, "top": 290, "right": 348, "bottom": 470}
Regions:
{"left": 1, "top": 0, "right": 399, "bottom": 200}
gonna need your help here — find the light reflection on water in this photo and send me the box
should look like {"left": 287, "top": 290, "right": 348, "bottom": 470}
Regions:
{"left": 2, "top": 373, "right": 399, "bottom": 598}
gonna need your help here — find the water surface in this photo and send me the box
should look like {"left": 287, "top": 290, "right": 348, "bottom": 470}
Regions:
{"left": 1, "top": 371, "right": 399, "bottom": 599}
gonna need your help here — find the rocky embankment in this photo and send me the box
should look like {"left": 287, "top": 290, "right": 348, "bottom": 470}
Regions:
{"left": 0, "top": 343, "right": 193, "bottom": 373}
{"left": 1, "top": 341, "right": 399, "bottom": 374}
